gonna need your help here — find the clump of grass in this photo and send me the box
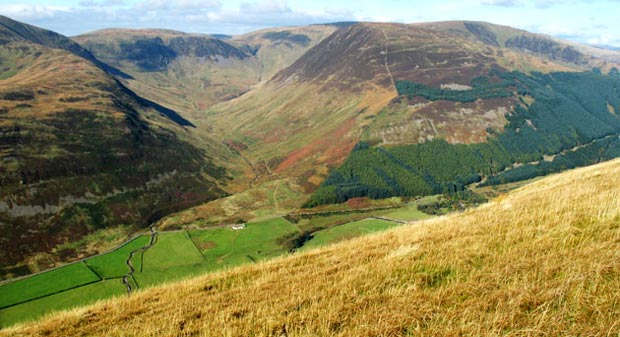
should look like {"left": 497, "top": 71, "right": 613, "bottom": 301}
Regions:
{"left": 4, "top": 159, "right": 620, "bottom": 336}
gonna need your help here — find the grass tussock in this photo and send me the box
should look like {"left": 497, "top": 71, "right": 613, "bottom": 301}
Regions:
{"left": 4, "top": 159, "right": 620, "bottom": 336}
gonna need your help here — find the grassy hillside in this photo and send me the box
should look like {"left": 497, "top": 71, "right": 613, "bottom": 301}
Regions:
{"left": 4, "top": 158, "right": 620, "bottom": 335}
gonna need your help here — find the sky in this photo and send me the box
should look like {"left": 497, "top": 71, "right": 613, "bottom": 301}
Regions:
{"left": 0, "top": 0, "right": 619, "bottom": 47}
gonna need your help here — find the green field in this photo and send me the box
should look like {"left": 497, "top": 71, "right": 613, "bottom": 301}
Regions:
{"left": 85, "top": 235, "right": 150, "bottom": 279}
{"left": 133, "top": 231, "right": 208, "bottom": 287}
{"left": 142, "top": 231, "right": 205, "bottom": 269}
{"left": 301, "top": 218, "right": 400, "bottom": 250}
{"left": 134, "top": 264, "right": 210, "bottom": 288}
{"left": 189, "top": 217, "right": 300, "bottom": 270}
{"left": 0, "top": 262, "right": 100, "bottom": 309}
{"left": 382, "top": 203, "right": 434, "bottom": 222}
{"left": 0, "top": 279, "right": 125, "bottom": 327}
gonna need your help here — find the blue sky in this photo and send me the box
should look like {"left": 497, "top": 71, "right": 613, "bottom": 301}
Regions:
{"left": 0, "top": 0, "right": 618, "bottom": 46}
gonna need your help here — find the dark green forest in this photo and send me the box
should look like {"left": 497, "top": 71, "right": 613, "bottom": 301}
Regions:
{"left": 305, "top": 69, "right": 620, "bottom": 207}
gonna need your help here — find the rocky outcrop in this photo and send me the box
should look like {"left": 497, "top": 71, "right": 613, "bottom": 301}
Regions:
{"left": 506, "top": 35, "right": 585, "bottom": 64}
{"left": 464, "top": 22, "right": 499, "bottom": 47}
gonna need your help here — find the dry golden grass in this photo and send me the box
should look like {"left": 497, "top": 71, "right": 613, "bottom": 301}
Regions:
{"left": 5, "top": 159, "right": 620, "bottom": 336}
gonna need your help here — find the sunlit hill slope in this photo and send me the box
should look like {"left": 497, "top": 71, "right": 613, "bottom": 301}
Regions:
{"left": 6, "top": 158, "right": 620, "bottom": 336}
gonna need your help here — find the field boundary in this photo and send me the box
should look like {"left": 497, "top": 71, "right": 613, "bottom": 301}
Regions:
{"left": 187, "top": 232, "right": 210, "bottom": 264}
{"left": 83, "top": 261, "right": 104, "bottom": 280}
{"left": 0, "top": 278, "right": 117, "bottom": 310}
{"left": 122, "top": 226, "right": 158, "bottom": 295}
{"left": 0, "top": 232, "right": 149, "bottom": 287}
{"left": 368, "top": 216, "right": 407, "bottom": 224}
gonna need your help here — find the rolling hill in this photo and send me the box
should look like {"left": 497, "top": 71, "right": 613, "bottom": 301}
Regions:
{"left": 4, "top": 158, "right": 619, "bottom": 336}
{"left": 0, "top": 16, "right": 229, "bottom": 279}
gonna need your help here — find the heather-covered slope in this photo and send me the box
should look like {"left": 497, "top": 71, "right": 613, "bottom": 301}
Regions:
{"left": 5, "top": 159, "right": 620, "bottom": 336}
{"left": 0, "top": 20, "right": 228, "bottom": 278}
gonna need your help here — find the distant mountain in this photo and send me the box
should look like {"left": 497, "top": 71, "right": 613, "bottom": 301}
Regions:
{"left": 0, "top": 17, "right": 229, "bottom": 278}
{"left": 73, "top": 25, "right": 338, "bottom": 118}
{"left": 592, "top": 44, "right": 620, "bottom": 51}
{"left": 423, "top": 21, "right": 592, "bottom": 65}
{"left": 209, "top": 34, "right": 232, "bottom": 40}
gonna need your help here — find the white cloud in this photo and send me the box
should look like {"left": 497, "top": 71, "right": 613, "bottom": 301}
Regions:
{"left": 135, "top": 0, "right": 221, "bottom": 11}
{"left": 1, "top": 0, "right": 618, "bottom": 48}
{"left": 240, "top": 0, "right": 290, "bottom": 13}
{"left": 0, "top": 4, "right": 70, "bottom": 20}
{"left": 533, "top": 0, "right": 570, "bottom": 8}
{"left": 0, "top": 1, "right": 485, "bottom": 36}
{"left": 79, "top": 0, "right": 125, "bottom": 8}
{"left": 481, "top": 0, "right": 520, "bottom": 7}
{"left": 587, "top": 35, "right": 611, "bottom": 45}
{"left": 203, "top": 1, "right": 355, "bottom": 28}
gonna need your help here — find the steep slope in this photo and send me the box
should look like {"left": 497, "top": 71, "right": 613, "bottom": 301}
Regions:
{"left": 73, "top": 29, "right": 261, "bottom": 116}
{"left": 232, "top": 24, "right": 343, "bottom": 81}
{"left": 6, "top": 159, "right": 620, "bottom": 336}
{"left": 0, "top": 20, "right": 228, "bottom": 278}
{"left": 0, "top": 15, "right": 130, "bottom": 78}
